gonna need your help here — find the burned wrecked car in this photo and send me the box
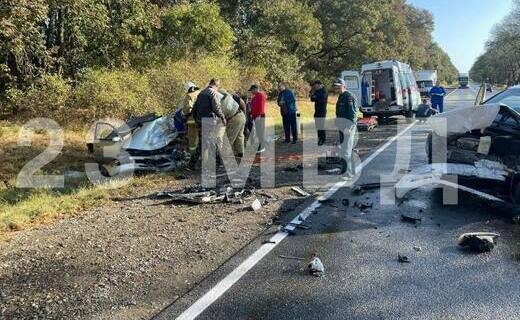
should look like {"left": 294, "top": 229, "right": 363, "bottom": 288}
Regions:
{"left": 87, "top": 114, "right": 186, "bottom": 177}
{"left": 400, "top": 87, "right": 520, "bottom": 207}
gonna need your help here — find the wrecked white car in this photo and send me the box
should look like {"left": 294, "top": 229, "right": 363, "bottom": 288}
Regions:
{"left": 87, "top": 114, "right": 185, "bottom": 177}
{"left": 399, "top": 87, "right": 520, "bottom": 207}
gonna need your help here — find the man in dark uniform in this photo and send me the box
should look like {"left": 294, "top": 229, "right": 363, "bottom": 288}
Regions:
{"left": 189, "top": 78, "right": 227, "bottom": 169}
{"left": 310, "top": 80, "right": 328, "bottom": 145}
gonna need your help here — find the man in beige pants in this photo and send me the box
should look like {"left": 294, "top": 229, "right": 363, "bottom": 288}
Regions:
{"left": 225, "top": 93, "right": 246, "bottom": 158}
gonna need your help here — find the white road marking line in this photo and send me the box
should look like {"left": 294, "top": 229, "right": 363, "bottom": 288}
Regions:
{"left": 175, "top": 120, "right": 418, "bottom": 320}
{"left": 445, "top": 88, "right": 458, "bottom": 98}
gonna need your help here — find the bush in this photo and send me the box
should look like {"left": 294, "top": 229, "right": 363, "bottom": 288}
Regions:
{"left": 1, "top": 55, "right": 270, "bottom": 126}
{"left": 4, "top": 75, "right": 72, "bottom": 122}
{"left": 74, "top": 69, "right": 162, "bottom": 121}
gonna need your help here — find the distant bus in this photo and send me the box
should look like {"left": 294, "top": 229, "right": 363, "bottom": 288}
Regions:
{"left": 458, "top": 73, "right": 469, "bottom": 88}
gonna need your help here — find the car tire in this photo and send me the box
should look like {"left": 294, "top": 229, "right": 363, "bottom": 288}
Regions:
{"left": 99, "top": 163, "right": 111, "bottom": 177}
{"left": 405, "top": 108, "right": 414, "bottom": 119}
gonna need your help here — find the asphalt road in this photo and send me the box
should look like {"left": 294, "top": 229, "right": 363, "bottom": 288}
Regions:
{"left": 155, "top": 87, "right": 520, "bottom": 320}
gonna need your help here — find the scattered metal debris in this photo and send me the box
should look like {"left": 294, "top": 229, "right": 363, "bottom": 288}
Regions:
{"left": 291, "top": 223, "right": 311, "bottom": 230}
{"left": 317, "top": 197, "right": 337, "bottom": 207}
{"left": 397, "top": 252, "right": 411, "bottom": 263}
{"left": 279, "top": 255, "right": 305, "bottom": 261}
{"left": 262, "top": 240, "right": 276, "bottom": 245}
{"left": 156, "top": 185, "right": 255, "bottom": 204}
{"left": 458, "top": 232, "right": 500, "bottom": 253}
{"left": 291, "top": 186, "right": 310, "bottom": 197}
{"left": 401, "top": 214, "right": 422, "bottom": 224}
{"left": 279, "top": 226, "right": 296, "bottom": 235}
{"left": 275, "top": 221, "right": 311, "bottom": 229}
{"left": 352, "top": 182, "right": 398, "bottom": 195}
{"left": 308, "top": 254, "right": 325, "bottom": 277}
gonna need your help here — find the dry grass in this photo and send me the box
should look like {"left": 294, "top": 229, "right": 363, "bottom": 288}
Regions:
{"left": 1, "top": 122, "right": 99, "bottom": 233}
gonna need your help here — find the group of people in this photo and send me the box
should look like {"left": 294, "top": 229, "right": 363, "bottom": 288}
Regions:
{"left": 176, "top": 77, "right": 359, "bottom": 179}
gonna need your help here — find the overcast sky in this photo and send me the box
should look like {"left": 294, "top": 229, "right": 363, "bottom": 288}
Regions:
{"left": 408, "top": 0, "right": 513, "bottom": 73}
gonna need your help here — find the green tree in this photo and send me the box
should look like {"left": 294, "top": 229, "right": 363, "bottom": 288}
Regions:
{"left": 157, "top": 2, "right": 234, "bottom": 59}
{"left": 470, "top": 0, "right": 520, "bottom": 85}
{"left": 0, "top": 0, "right": 50, "bottom": 91}
{"left": 220, "top": 0, "right": 322, "bottom": 85}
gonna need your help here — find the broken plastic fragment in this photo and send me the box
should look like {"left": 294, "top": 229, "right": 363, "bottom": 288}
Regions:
{"left": 308, "top": 255, "right": 325, "bottom": 276}
{"left": 397, "top": 253, "right": 411, "bottom": 263}
{"left": 250, "top": 199, "right": 262, "bottom": 211}
{"left": 458, "top": 232, "right": 500, "bottom": 253}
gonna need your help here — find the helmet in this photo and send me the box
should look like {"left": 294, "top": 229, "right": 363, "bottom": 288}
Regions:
{"left": 184, "top": 81, "right": 199, "bottom": 93}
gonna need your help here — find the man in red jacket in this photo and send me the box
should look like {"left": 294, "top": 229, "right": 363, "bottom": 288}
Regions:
{"left": 249, "top": 84, "right": 266, "bottom": 153}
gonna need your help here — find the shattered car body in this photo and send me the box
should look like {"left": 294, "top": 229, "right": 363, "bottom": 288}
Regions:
{"left": 399, "top": 92, "right": 520, "bottom": 206}
{"left": 87, "top": 114, "right": 185, "bottom": 176}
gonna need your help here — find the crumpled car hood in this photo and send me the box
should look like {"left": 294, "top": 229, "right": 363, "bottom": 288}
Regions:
{"left": 122, "top": 116, "right": 177, "bottom": 151}
{"left": 427, "top": 104, "right": 501, "bottom": 137}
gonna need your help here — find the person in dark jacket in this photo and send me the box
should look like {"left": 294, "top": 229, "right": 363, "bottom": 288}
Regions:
{"left": 310, "top": 80, "right": 328, "bottom": 145}
{"left": 334, "top": 78, "right": 357, "bottom": 179}
{"left": 277, "top": 82, "right": 298, "bottom": 144}
{"left": 189, "top": 78, "right": 226, "bottom": 169}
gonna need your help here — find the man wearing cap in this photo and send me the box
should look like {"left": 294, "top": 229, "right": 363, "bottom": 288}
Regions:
{"left": 249, "top": 84, "right": 267, "bottom": 153}
{"left": 310, "top": 80, "right": 328, "bottom": 145}
{"left": 334, "top": 78, "right": 357, "bottom": 179}
{"left": 178, "top": 81, "right": 200, "bottom": 158}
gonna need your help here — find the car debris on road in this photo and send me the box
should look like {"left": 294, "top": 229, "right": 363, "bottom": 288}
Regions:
{"left": 250, "top": 199, "right": 263, "bottom": 211}
{"left": 279, "top": 255, "right": 305, "bottom": 261}
{"left": 291, "top": 186, "right": 310, "bottom": 197}
{"left": 397, "top": 252, "right": 411, "bottom": 263}
{"left": 458, "top": 232, "right": 500, "bottom": 253}
{"left": 401, "top": 214, "right": 422, "bottom": 224}
{"left": 308, "top": 253, "right": 325, "bottom": 277}
{"left": 156, "top": 185, "right": 256, "bottom": 205}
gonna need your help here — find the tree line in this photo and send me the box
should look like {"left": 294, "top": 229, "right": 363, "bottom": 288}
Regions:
{"left": 0, "top": 0, "right": 459, "bottom": 124}
{"left": 470, "top": 0, "right": 520, "bottom": 85}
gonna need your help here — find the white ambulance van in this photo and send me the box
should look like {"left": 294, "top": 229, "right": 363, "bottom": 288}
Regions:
{"left": 359, "top": 60, "right": 420, "bottom": 118}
